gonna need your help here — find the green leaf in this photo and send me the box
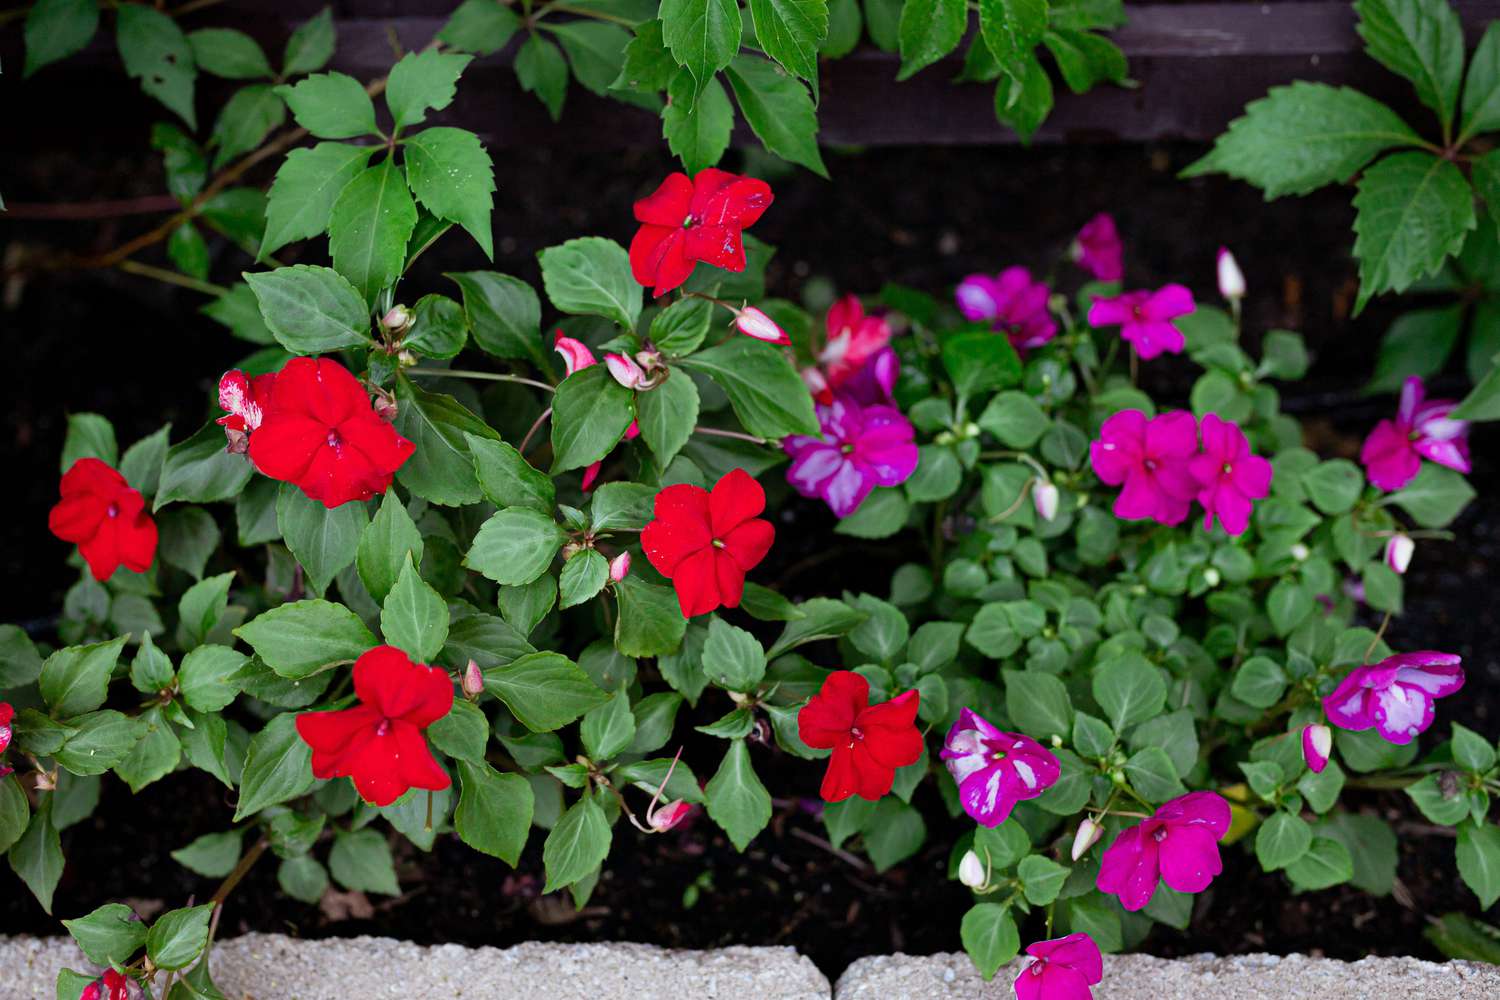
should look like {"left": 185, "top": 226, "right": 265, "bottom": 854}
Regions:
{"left": 454, "top": 760, "right": 533, "bottom": 864}
{"left": 660, "top": 0, "right": 742, "bottom": 87}
{"left": 1352, "top": 152, "right": 1475, "bottom": 311}
{"left": 724, "top": 56, "right": 827, "bottom": 176}
{"left": 1018, "top": 854, "right": 1071, "bottom": 904}
{"left": 260, "top": 143, "right": 375, "bottom": 260}
{"left": 549, "top": 20, "right": 632, "bottom": 96}
{"left": 1300, "top": 458, "right": 1365, "bottom": 515}
{"left": 1093, "top": 654, "right": 1166, "bottom": 731}
{"left": 178, "top": 645, "right": 246, "bottom": 713}
{"left": 1003, "top": 669, "right": 1073, "bottom": 741}
{"left": 978, "top": 0, "right": 1046, "bottom": 81}
{"left": 1232, "top": 656, "right": 1288, "bottom": 709}
{"left": 543, "top": 794, "right": 612, "bottom": 891}
{"left": 1354, "top": 0, "right": 1463, "bottom": 133}
{"left": 977, "top": 391, "right": 1048, "bottom": 447}
{"left": 275, "top": 72, "right": 378, "bottom": 139}
{"left": 1385, "top": 463, "right": 1476, "bottom": 527}
{"left": 283, "top": 7, "right": 335, "bottom": 75}
{"left": 277, "top": 484, "right": 367, "bottom": 593}
{"left": 1256, "top": 810, "right": 1313, "bottom": 871}
{"left": 614, "top": 575, "right": 688, "bottom": 657}
{"left": 117, "top": 4, "right": 197, "bottom": 128}
{"left": 864, "top": 796, "right": 926, "bottom": 871}
{"left": 702, "top": 616, "right": 767, "bottom": 691}
{"left": 1453, "top": 723, "right": 1498, "bottom": 773}
{"left": 23, "top": 0, "right": 99, "bottom": 78}
{"left": 277, "top": 855, "right": 329, "bottom": 903}
{"left": 119, "top": 423, "right": 173, "bottom": 497}
{"left": 636, "top": 370, "right": 701, "bottom": 467}
{"left": 705, "top": 739, "right": 772, "bottom": 850}
{"left": 961, "top": 902, "right": 1020, "bottom": 980}
{"left": 447, "top": 271, "right": 543, "bottom": 363}
{"left": 40, "top": 636, "right": 127, "bottom": 718}
{"left": 0, "top": 776, "right": 27, "bottom": 855}
{"left": 401, "top": 128, "right": 495, "bottom": 259}
{"left": 357, "top": 490, "right": 425, "bottom": 604}
{"left": 1042, "top": 27, "right": 1127, "bottom": 93}
{"left": 54, "top": 711, "right": 140, "bottom": 776}
{"left": 386, "top": 49, "right": 472, "bottom": 129}
{"left": 1182, "top": 82, "right": 1421, "bottom": 198}
{"left": 897, "top": 0, "right": 966, "bottom": 80}
{"left": 381, "top": 556, "right": 449, "bottom": 661}
{"left": 64, "top": 903, "right": 149, "bottom": 967}
{"left": 1461, "top": 22, "right": 1500, "bottom": 141}
{"left": 329, "top": 829, "right": 400, "bottom": 895}
{"left": 243, "top": 264, "right": 371, "bottom": 354}
{"left": 485, "top": 651, "right": 608, "bottom": 732}
{"left": 1424, "top": 913, "right": 1500, "bottom": 963}
{"left": 559, "top": 550, "right": 610, "bottom": 609}
{"left": 1368, "top": 304, "right": 1464, "bottom": 392}
{"left": 581, "top": 690, "right": 637, "bottom": 760}
{"left": 189, "top": 28, "right": 273, "bottom": 79}
{"left": 943, "top": 330, "right": 1023, "bottom": 396}
{"left": 329, "top": 161, "right": 419, "bottom": 305}
{"left": 1459, "top": 821, "right": 1500, "bottom": 908}
{"left": 1124, "top": 746, "right": 1186, "bottom": 802}
{"left": 679, "top": 337, "right": 819, "bottom": 437}
{"left": 992, "top": 53, "right": 1053, "bottom": 142}
{"left": 171, "top": 830, "right": 243, "bottom": 878}
{"left": 465, "top": 508, "right": 564, "bottom": 586}
{"left": 592, "top": 482, "right": 656, "bottom": 531}
{"left": 835, "top": 488, "right": 910, "bottom": 537}
{"left": 392, "top": 376, "right": 496, "bottom": 506}
{"left": 10, "top": 796, "right": 63, "bottom": 913}
{"left": 749, "top": 0, "right": 829, "bottom": 83}
{"left": 62, "top": 412, "right": 118, "bottom": 471}
{"left": 467, "top": 436, "right": 554, "bottom": 514}
{"left": 767, "top": 597, "right": 866, "bottom": 658}
{"left": 1286, "top": 837, "right": 1355, "bottom": 891}
{"left": 823, "top": 0, "right": 863, "bottom": 56}
{"left": 146, "top": 904, "right": 212, "bottom": 970}
{"left": 663, "top": 71, "right": 735, "bottom": 176}
{"left": 234, "top": 713, "right": 316, "bottom": 819}
{"left": 441, "top": 0, "right": 522, "bottom": 54}
{"left": 515, "top": 34, "right": 569, "bottom": 121}
{"left": 550, "top": 364, "right": 635, "bottom": 473}
{"left": 235, "top": 599, "right": 375, "bottom": 678}
{"left": 538, "top": 237, "right": 641, "bottom": 330}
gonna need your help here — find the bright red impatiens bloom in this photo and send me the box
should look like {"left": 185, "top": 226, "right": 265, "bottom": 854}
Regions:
{"left": 80, "top": 969, "right": 138, "bottom": 1000}
{"left": 48, "top": 458, "right": 158, "bottom": 581}
{"left": 629, "top": 169, "right": 773, "bottom": 297}
{"left": 295, "top": 645, "right": 454, "bottom": 807}
{"left": 247, "top": 357, "right": 415, "bottom": 508}
{"left": 641, "top": 468, "right": 775, "bottom": 617}
{"left": 798, "top": 671, "right": 922, "bottom": 802}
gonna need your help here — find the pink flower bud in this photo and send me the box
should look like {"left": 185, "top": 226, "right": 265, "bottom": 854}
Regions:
{"left": 609, "top": 551, "right": 631, "bottom": 583}
{"left": 381, "top": 305, "right": 412, "bottom": 332}
{"left": 1032, "top": 480, "right": 1060, "bottom": 522}
{"left": 1217, "top": 246, "right": 1246, "bottom": 301}
{"left": 35, "top": 769, "right": 56, "bottom": 791}
{"left": 648, "top": 799, "right": 692, "bottom": 832}
{"left": 605, "top": 352, "right": 649, "bottom": 389}
{"left": 734, "top": 305, "right": 790, "bottom": 344}
{"left": 957, "top": 849, "right": 986, "bottom": 888}
{"left": 462, "top": 659, "right": 484, "bottom": 699}
{"left": 1071, "top": 817, "right": 1103, "bottom": 860}
{"left": 553, "top": 331, "right": 596, "bottom": 376}
{"left": 1385, "top": 533, "right": 1414, "bottom": 575}
{"left": 1302, "top": 724, "right": 1332, "bottom": 774}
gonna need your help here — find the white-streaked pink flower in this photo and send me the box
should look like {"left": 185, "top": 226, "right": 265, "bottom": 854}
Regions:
{"left": 1385, "top": 533, "right": 1414, "bottom": 575}
{"left": 605, "top": 352, "right": 649, "bottom": 389}
{"left": 1216, "top": 247, "right": 1245, "bottom": 301}
{"left": 1302, "top": 724, "right": 1331, "bottom": 774}
{"left": 609, "top": 551, "right": 631, "bottom": 582}
{"left": 1323, "top": 651, "right": 1464, "bottom": 745}
{"left": 735, "top": 305, "right": 789, "bottom": 344}
{"left": 553, "top": 331, "right": 596, "bottom": 376}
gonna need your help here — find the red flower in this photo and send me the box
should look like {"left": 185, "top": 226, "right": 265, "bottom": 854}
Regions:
{"left": 641, "top": 468, "right": 775, "bottom": 617}
{"left": 295, "top": 645, "right": 454, "bottom": 807}
{"left": 0, "top": 702, "right": 13, "bottom": 756}
{"left": 248, "top": 357, "right": 415, "bottom": 508}
{"left": 798, "top": 671, "right": 922, "bottom": 802}
{"left": 217, "top": 369, "right": 276, "bottom": 453}
{"left": 80, "top": 969, "right": 138, "bottom": 1000}
{"left": 629, "top": 169, "right": 774, "bottom": 297}
{"left": 48, "top": 458, "right": 158, "bottom": 581}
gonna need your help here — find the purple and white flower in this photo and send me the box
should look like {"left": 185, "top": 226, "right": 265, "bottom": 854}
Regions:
{"left": 1323, "top": 651, "right": 1464, "bottom": 745}
{"left": 783, "top": 396, "right": 918, "bottom": 518}
{"left": 940, "top": 708, "right": 1060, "bottom": 827}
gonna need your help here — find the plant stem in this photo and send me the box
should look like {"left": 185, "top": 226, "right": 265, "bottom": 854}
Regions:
{"left": 693, "top": 425, "right": 768, "bottom": 445}
{"left": 407, "top": 368, "right": 555, "bottom": 393}
{"left": 206, "top": 837, "right": 269, "bottom": 944}
{"left": 5, "top": 195, "right": 180, "bottom": 220}
{"left": 520, "top": 407, "right": 553, "bottom": 454}
{"left": 1364, "top": 611, "right": 1393, "bottom": 664}
{"left": 116, "top": 259, "right": 228, "bottom": 296}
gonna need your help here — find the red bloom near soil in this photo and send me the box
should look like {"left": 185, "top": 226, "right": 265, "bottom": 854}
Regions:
{"left": 629, "top": 169, "right": 773, "bottom": 297}
{"left": 798, "top": 671, "right": 923, "bottom": 802}
{"left": 247, "top": 357, "right": 415, "bottom": 508}
{"left": 48, "top": 458, "right": 158, "bottom": 581}
{"left": 641, "top": 468, "right": 775, "bottom": 617}
{"left": 295, "top": 645, "right": 454, "bottom": 807}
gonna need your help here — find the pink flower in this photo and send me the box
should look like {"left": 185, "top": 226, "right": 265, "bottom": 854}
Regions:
{"left": 1096, "top": 791, "right": 1230, "bottom": 911}
{"left": 554, "top": 331, "right": 639, "bottom": 490}
{"left": 1323, "top": 651, "right": 1464, "bottom": 745}
{"left": 1188, "top": 413, "right": 1273, "bottom": 536}
{"left": 1385, "top": 533, "right": 1414, "bottom": 574}
{"left": 783, "top": 396, "right": 918, "bottom": 517}
{"left": 1015, "top": 933, "right": 1104, "bottom": 1000}
{"left": 1360, "top": 376, "right": 1470, "bottom": 492}
{"left": 1302, "top": 724, "right": 1331, "bottom": 773}
{"left": 819, "top": 294, "right": 893, "bottom": 392}
{"left": 940, "top": 708, "right": 1060, "bottom": 827}
{"left": 0, "top": 702, "right": 12, "bottom": 756}
{"left": 1072, "top": 213, "right": 1124, "bottom": 282}
{"left": 605, "top": 352, "right": 649, "bottom": 389}
{"left": 956, "top": 267, "right": 1057, "bottom": 351}
{"left": 1089, "top": 410, "right": 1199, "bottom": 526}
{"left": 735, "top": 305, "right": 789, "bottom": 344}
{"left": 1088, "top": 285, "right": 1195, "bottom": 360}
{"left": 609, "top": 551, "right": 631, "bottom": 582}
{"left": 649, "top": 799, "right": 692, "bottom": 831}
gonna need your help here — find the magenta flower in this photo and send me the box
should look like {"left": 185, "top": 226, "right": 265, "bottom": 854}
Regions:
{"left": 1089, "top": 409, "right": 1199, "bottom": 526}
{"left": 1096, "top": 791, "right": 1230, "bottom": 911}
{"left": 1188, "top": 413, "right": 1273, "bottom": 536}
{"left": 1071, "top": 213, "right": 1123, "bottom": 282}
{"left": 1088, "top": 285, "right": 1195, "bottom": 360}
{"left": 1015, "top": 933, "right": 1104, "bottom": 1000}
{"left": 1360, "top": 376, "right": 1471, "bottom": 492}
{"left": 956, "top": 267, "right": 1058, "bottom": 350}
{"left": 940, "top": 708, "right": 1060, "bottom": 827}
{"left": 1323, "top": 651, "right": 1464, "bottom": 745}
{"left": 784, "top": 396, "right": 918, "bottom": 517}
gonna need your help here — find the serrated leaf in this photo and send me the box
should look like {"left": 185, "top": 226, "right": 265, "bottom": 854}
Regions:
{"left": 1352, "top": 151, "right": 1475, "bottom": 311}
{"left": 404, "top": 127, "right": 496, "bottom": 258}
{"left": 386, "top": 49, "right": 472, "bottom": 130}
{"left": 243, "top": 264, "right": 371, "bottom": 353}
{"left": 260, "top": 143, "right": 374, "bottom": 260}
{"left": 724, "top": 56, "right": 827, "bottom": 176}
{"left": 664, "top": 71, "right": 734, "bottom": 175}
{"left": 329, "top": 161, "right": 419, "bottom": 305}
{"left": 897, "top": 0, "right": 966, "bottom": 80}
{"left": 661, "top": 0, "right": 742, "bottom": 87}
{"left": 1354, "top": 0, "right": 1462, "bottom": 133}
{"left": 275, "top": 72, "right": 378, "bottom": 139}
{"left": 749, "top": 0, "right": 828, "bottom": 83}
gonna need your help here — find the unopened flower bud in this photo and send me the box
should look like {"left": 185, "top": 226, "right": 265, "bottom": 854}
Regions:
{"left": 609, "top": 551, "right": 631, "bottom": 583}
{"left": 1290, "top": 543, "right": 1309, "bottom": 562}
{"left": 381, "top": 305, "right": 412, "bottom": 332}
{"left": 1203, "top": 567, "right": 1221, "bottom": 587}
{"left": 1302, "top": 724, "right": 1332, "bottom": 774}
{"left": 462, "top": 659, "right": 484, "bottom": 699}
{"left": 604, "top": 352, "right": 649, "bottom": 389}
{"left": 223, "top": 426, "right": 250, "bottom": 455}
{"left": 1385, "top": 533, "right": 1414, "bottom": 575}
{"left": 35, "top": 769, "right": 56, "bottom": 792}
{"left": 734, "top": 305, "right": 790, "bottom": 345}
{"left": 957, "top": 849, "right": 987, "bottom": 889}
{"left": 1071, "top": 818, "right": 1104, "bottom": 861}
{"left": 1217, "top": 247, "right": 1246, "bottom": 301}
{"left": 1032, "top": 481, "right": 1060, "bottom": 522}
{"left": 649, "top": 799, "right": 692, "bottom": 832}
{"left": 397, "top": 349, "right": 417, "bottom": 367}
{"left": 373, "top": 394, "right": 399, "bottom": 423}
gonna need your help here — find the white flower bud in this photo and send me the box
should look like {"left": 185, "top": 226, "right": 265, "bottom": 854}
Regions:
{"left": 1071, "top": 818, "right": 1104, "bottom": 861}
{"left": 958, "top": 850, "right": 987, "bottom": 889}
{"left": 1385, "top": 533, "right": 1414, "bottom": 575}
{"left": 1290, "top": 543, "right": 1310, "bottom": 562}
{"left": 1032, "top": 481, "right": 1060, "bottom": 522}
{"left": 1217, "top": 247, "right": 1246, "bottom": 301}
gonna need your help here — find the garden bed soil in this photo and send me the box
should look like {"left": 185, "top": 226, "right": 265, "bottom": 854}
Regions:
{"left": 2, "top": 143, "right": 1498, "bottom": 976}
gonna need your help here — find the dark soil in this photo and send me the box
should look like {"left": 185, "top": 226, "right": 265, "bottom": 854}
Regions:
{"left": 3, "top": 141, "right": 1499, "bottom": 974}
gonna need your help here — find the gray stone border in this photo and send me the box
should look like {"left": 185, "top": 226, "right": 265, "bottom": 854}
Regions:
{"left": 9, "top": 934, "right": 1500, "bottom": 999}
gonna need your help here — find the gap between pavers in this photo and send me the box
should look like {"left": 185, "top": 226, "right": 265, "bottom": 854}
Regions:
{"left": 833, "top": 952, "right": 1500, "bottom": 1000}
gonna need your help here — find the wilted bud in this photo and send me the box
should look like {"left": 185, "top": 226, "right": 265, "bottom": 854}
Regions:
{"left": 1290, "top": 543, "right": 1310, "bottom": 562}
{"left": 1071, "top": 818, "right": 1104, "bottom": 861}
{"left": 396, "top": 349, "right": 418, "bottom": 367}
{"left": 462, "top": 659, "right": 484, "bottom": 699}
{"left": 957, "top": 849, "right": 987, "bottom": 889}
{"left": 1032, "top": 480, "right": 1060, "bottom": 522}
{"left": 604, "top": 352, "right": 649, "bottom": 390}
{"left": 1302, "top": 724, "right": 1332, "bottom": 774}
{"left": 373, "top": 393, "right": 399, "bottom": 423}
{"left": 734, "top": 305, "right": 790, "bottom": 345}
{"left": 609, "top": 551, "right": 631, "bottom": 583}
{"left": 649, "top": 800, "right": 692, "bottom": 832}
{"left": 381, "top": 305, "right": 412, "bottom": 333}
{"left": 35, "top": 769, "right": 56, "bottom": 792}
{"left": 1217, "top": 247, "right": 1246, "bottom": 301}
{"left": 1385, "top": 533, "right": 1414, "bottom": 575}
{"left": 223, "top": 426, "right": 250, "bottom": 455}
